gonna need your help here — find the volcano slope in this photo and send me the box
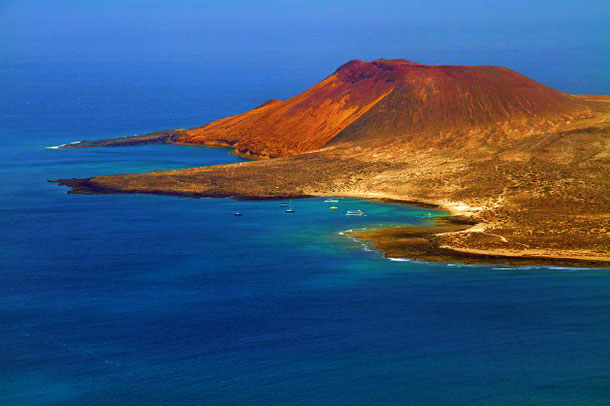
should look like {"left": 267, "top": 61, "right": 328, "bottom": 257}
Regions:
{"left": 56, "top": 59, "right": 610, "bottom": 267}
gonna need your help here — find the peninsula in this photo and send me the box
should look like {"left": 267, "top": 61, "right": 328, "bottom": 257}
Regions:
{"left": 55, "top": 59, "right": 610, "bottom": 267}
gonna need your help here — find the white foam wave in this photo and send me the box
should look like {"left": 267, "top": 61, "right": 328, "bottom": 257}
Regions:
{"left": 492, "top": 265, "right": 596, "bottom": 271}
{"left": 544, "top": 266, "right": 595, "bottom": 271}
{"left": 46, "top": 140, "right": 81, "bottom": 149}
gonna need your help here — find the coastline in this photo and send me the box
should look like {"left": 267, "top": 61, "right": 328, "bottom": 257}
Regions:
{"left": 348, "top": 216, "right": 610, "bottom": 269}
{"left": 315, "top": 191, "right": 610, "bottom": 267}
{"left": 320, "top": 192, "right": 610, "bottom": 267}
{"left": 50, "top": 177, "right": 610, "bottom": 268}
{"left": 50, "top": 95, "right": 610, "bottom": 270}
{"left": 58, "top": 131, "right": 275, "bottom": 160}
{"left": 47, "top": 69, "right": 610, "bottom": 271}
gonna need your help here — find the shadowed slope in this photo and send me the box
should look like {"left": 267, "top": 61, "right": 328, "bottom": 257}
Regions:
{"left": 331, "top": 62, "right": 591, "bottom": 148}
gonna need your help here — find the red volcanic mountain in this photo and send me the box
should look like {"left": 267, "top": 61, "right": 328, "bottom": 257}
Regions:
{"left": 70, "top": 59, "right": 591, "bottom": 157}
{"left": 175, "top": 59, "right": 590, "bottom": 156}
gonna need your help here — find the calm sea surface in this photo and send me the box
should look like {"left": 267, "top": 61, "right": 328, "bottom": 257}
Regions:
{"left": 1, "top": 61, "right": 609, "bottom": 405}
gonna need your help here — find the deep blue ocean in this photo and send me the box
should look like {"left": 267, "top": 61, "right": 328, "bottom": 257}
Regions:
{"left": 1, "top": 60, "right": 609, "bottom": 405}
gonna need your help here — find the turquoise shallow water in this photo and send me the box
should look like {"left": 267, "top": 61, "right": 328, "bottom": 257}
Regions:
{"left": 1, "top": 61, "right": 609, "bottom": 405}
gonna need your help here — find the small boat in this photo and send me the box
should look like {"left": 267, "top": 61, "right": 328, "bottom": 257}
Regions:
{"left": 234, "top": 212, "right": 243, "bottom": 216}
{"left": 346, "top": 210, "right": 365, "bottom": 216}
{"left": 324, "top": 198, "right": 339, "bottom": 203}
{"left": 285, "top": 199, "right": 295, "bottom": 213}
{"left": 279, "top": 202, "right": 288, "bottom": 207}
{"left": 330, "top": 206, "right": 338, "bottom": 210}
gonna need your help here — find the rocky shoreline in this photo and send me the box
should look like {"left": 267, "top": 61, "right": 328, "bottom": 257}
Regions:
{"left": 349, "top": 217, "right": 610, "bottom": 268}
{"left": 51, "top": 177, "right": 610, "bottom": 268}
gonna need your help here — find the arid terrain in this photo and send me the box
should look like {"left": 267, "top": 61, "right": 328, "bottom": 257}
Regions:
{"left": 56, "top": 59, "right": 610, "bottom": 267}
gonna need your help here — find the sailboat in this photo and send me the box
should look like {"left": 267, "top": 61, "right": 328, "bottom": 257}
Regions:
{"left": 279, "top": 199, "right": 288, "bottom": 207}
{"left": 285, "top": 198, "right": 295, "bottom": 213}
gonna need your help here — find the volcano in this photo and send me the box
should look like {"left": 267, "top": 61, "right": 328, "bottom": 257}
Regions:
{"left": 70, "top": 59, "right": 592, "bottom": 157}
{"left": 56, "top": 59, "right": 610, "bottom": 267}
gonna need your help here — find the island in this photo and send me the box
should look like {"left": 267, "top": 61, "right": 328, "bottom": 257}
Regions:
{"left": 54, "top": 59, "right": 610, "bottom": 267}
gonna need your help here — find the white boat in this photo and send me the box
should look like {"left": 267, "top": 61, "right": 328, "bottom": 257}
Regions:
{"left": 324, "top": 198, "right": 339, "bottom": 203}
{"left": 234, "top": 212, "right": 243, "bottom": 216}
{"left": 285, "top": 199, "right": 295, "bottom": 213}
{"left": 346, "top": 210, "right": 365, "bottom": 216}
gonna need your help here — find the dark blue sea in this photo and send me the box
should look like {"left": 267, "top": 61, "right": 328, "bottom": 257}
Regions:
{"left": 1, "top": 59, "right": 609, "bottom": 405}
